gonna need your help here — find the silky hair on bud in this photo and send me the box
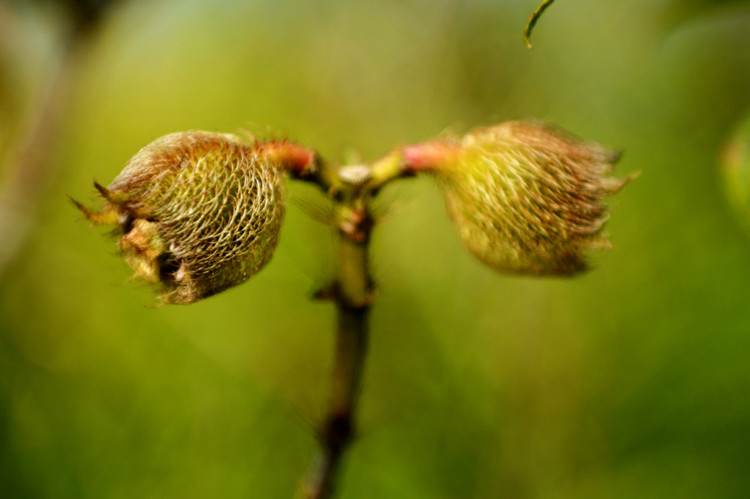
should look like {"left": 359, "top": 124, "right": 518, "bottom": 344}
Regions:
{"left": 74, "top": 131, "right": 285, "bottom": 304}
{"left": 436, "top": 120, "right": 628, "bottom": 275}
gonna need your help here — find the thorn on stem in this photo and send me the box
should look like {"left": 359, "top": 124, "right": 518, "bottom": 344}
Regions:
{"left": 312, "top": 282, "right": 339, "bottom": 301}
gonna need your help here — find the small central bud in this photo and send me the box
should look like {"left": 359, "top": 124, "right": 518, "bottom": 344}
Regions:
{"left": 338, "top": 164, "right": 371, "bottom": 186}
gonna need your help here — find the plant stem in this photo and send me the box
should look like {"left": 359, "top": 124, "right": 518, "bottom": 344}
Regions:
{"left": 296, "top": 199, "right": 374, "bottom": 499}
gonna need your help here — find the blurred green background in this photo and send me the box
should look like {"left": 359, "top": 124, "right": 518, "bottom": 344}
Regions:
{"left": 2, "top": 0, "right": 750, "bottom": 497}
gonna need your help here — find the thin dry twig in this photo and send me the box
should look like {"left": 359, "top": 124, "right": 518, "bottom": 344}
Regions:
{"left": 524, "top": 0, "right": 557, "bottom": 49}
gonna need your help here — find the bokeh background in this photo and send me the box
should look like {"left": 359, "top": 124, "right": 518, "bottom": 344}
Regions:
{"left": 2, "top": 0, "right": 750, "bottom": 497}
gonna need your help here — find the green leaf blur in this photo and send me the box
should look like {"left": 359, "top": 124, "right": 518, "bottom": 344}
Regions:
{"left": 2, "top": 0, "right": 750, "bottom": 497}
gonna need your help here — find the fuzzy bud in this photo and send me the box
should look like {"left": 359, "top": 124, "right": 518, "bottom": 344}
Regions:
{"left": 405, "top": 121, "right": 628, "bottom": 275}
{"left": 74, "top": 131, "right": 314, "bottom": 304}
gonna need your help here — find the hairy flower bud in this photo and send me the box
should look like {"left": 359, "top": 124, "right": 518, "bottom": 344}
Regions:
{"left": 404, "top": 121, "right": 628, "bottom": 275}
{"left": 73, "top": 131, "right": 314, "bottom": 304}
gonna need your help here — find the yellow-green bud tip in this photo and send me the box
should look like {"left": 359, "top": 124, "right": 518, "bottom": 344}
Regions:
{"left": 415, "top": 121, "right": 630, "bottom": 276}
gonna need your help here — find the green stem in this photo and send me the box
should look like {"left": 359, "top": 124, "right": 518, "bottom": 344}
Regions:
{"left": 296, "top": 203, "right": 373, "bottom": 499}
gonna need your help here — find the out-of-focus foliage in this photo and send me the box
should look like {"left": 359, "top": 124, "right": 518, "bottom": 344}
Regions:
{"left": 723, "top": 112, "right": 750, "bottom": 230}
{"left": 1, "top": 0, "right": 750, "bottom": 498}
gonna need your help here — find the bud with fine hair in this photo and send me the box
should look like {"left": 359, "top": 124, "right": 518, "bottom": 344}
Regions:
{"left": 73, "top": 131, "right": 316, "bottom": 304}
{"left": 403, "top": 121, "right": 629, "bottom": 275}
